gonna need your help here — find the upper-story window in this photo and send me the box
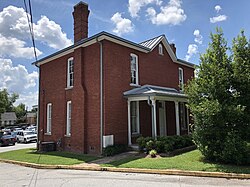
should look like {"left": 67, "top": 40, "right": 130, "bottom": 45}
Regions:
{"left": 67, "top": 57, "right": 74, "bottom": 88}
{"left": 179, "top": 67, "right": 184, "bottom": 91}
{"left": 130, "top": 54, "right": 139, "bottom": 85}
{"left": 159, "top": 44, "right": 163, "bottom": 55}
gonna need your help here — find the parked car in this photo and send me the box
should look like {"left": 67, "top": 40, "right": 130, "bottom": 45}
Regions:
{"left": 0, "top": 131, "right": 16, "bottom": 146}
{"left": 16, "top": 131, "right": 37, "bottom": 143}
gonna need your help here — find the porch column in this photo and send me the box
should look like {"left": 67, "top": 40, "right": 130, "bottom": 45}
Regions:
{"left": 127, "top": 100, "right": 132, "bottom": 146}
{"left": 186, "top": 106, "right": 190, "bottom": 134}
{"left": 152, "top": 99, "right": 157, "bottom": 139}
{"left": 174, "top": 101, "right": 180, "bottom": 135}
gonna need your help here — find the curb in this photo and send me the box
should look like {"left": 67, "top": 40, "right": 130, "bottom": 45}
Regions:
{"left": 0, "top": 159, "right": 249, "bottom": 179}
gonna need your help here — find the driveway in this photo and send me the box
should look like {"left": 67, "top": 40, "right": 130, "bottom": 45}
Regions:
{"left": 0, "top": 142, "right": 36, "bottom": 153}
{"left": 0, "top": 163, "right": 249, "bottom": 187}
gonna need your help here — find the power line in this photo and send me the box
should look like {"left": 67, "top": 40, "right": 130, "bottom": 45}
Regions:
{"left": 23, "top": 0, "right": 37, "bottom": 61}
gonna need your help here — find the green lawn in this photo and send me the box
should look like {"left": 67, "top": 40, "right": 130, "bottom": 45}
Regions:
{"left": 103, "top": 150, "right": 250, "bottom": 174}
{"left": 0, "top": 148, "right": 98, "bottom": 165}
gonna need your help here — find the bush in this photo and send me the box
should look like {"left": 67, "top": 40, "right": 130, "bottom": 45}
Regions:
{"left": 221, "top": 133, "right": 249, "bottom": 165}
{"left": 136, "top": 135, "right": 194, "bottom": 154}
{"left": 103, "top": 144, "right": 127, "bottom": 156}
{"left": 149, "top": 149, "right": 157, "bottom": 158}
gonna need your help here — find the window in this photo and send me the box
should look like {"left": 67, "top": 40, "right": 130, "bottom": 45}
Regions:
{"left": 178, "top": 67, "right": 184, "bottom": 91}
{"left": 159, "top": 44, "right": 163, "bottom": 55}
{"left": 179, "top": 103, "right": 187, "bottom": 130}
{"left": 131, "top": 101, "right": 140, "bottom": 134}
{"left": 130, "top": 54, "right": 139, "bottom": 85}
{"left": 67, "top": 57, "right": 74, "bottom": 88}
{"left": 46, "top": 103, "right": 52, "bottom": 134}
{"left": 66, "top": 101, "right": 72, "bottom": 136}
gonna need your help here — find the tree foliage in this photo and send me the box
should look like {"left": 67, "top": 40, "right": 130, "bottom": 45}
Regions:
{"left": 13, "top": 103, "right": 27, "bottom": 123}
{"left": 186, "top": 28, "right": 249, "bottom": 165}
{"left": 0, "top": 89, "right": 19, "bottom": 114}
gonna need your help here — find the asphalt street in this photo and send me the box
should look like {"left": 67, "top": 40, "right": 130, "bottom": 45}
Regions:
{"left": 0, "top": 142, "right": 36, "bottom": 153}
{"left": 0, "top": 163, "right": 249, "bottom": 187}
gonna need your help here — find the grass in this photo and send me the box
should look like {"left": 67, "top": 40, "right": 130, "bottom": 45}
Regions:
{"left": 0, "top": 148, "right": 98, "bottom": 165}
{"left": 103, "top": 150, "right": 250, "bottom": 174}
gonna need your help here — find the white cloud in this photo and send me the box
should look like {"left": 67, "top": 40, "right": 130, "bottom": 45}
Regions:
{"left": 210, "top": 15, "right": 227, "bottom": 23}
{"left": 0, "top": 58, "right": 38, "bottom": 93}
{"left": 0, "top": 5, "right": 72, "bottom": 50}
{"left": 0, "top": 58, "right": 38, "bottom": 109}
{"left": 193, "top": 29, "right": 203, "bottom": 44}
{"left": 215, "top": 5, "right": 222, "bottom": 13}
{"left": 34, "top": 15, "right": 72, "bottom": 49}
{"left": 146, "top": 0, "right": 187, "bottom": 25}
{"left": 210, "top": 5, "right": 227, "bottom": 23}
{"left": 185, "top": 44, "right": 198, "bottom": 61}
{"left": 111, "top": 12, "right": 134, "bottom": 36}
{"left": 128, "top": 0, "right": 163, "bottom": 18}
{"left": 0, "top": 34, "right": 42, "bottom": 59}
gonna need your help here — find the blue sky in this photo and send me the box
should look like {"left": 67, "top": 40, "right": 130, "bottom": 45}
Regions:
{"left": 0, "top": 0, "right": 249, "bottom": 109}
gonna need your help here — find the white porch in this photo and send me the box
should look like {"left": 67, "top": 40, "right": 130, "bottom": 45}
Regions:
{"left": 124, "top": 85, "right": 189, "bottom": 146}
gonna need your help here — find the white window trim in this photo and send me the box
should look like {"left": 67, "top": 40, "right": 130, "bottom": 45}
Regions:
{"left": 67, "top": 57, "right": 74, "bottom": 88}
{"left": 130, "top": 53, "right": 139, "bottom": 86}
{"left": 46, "top": 103, "right": 52, "bottom": 135}
{"left": 159, "top": 44, "right": 163, "bottom": 55}
{"left": 66, "top": 101, "right": 71, "bottom": 136}
{"left": 131, "top": 101, "right": 140, "bottom": 135}
{"left": 179, "top": 67, "right": 184, "bottom": 92}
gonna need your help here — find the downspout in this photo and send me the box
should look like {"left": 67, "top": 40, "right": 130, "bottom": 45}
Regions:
{"left": 97, "top": 37, "right": 103, "bottom": 154}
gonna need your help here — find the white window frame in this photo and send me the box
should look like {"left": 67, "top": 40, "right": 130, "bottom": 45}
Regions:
{"left": 130, "top": 53, "right": 139, "bottom": 86}
{"left": 66, "top": 101, "right": 72, "bottom": 136}
{"left": 131, "top": 101, "right": 140, "bottom": 134}
{"left": 46, "top": 103, "right": 52, "bottom": 135}
{"left": 179, "top": 67, "right": 184, "bottom": 92}
{"left": 159, "top": 44, "right": 163, "bottom": 55}
{"left": 67, "top": 57, "right": 74, "bottom": 88}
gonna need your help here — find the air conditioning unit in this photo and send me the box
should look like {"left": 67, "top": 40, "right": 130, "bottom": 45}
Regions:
{"left": 103, "top": 135, "right": 114, "bottom": 148}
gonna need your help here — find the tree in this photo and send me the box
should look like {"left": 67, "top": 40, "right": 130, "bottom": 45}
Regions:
{"left": 0, "top": 89, "right": 19, "bottom": 113}
{"left": 231, "top": 31, "right": 250, "bottom": 141}
{"left": 186, "top": 28, "right": 249, "bottom": 165}
{"left": 13, "top": 103, "right": 26, "bottom": 123}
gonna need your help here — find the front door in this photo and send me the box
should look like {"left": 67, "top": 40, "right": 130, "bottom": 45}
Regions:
{"left": 159, "top": 101, "right": 167, "bottom": 136}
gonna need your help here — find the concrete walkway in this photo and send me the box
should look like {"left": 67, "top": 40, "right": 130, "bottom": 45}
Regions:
{"left": 89, "top": 151, "right": 142, "bottom": 165}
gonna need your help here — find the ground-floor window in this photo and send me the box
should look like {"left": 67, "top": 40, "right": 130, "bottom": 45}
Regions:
{"left": 66, "top": 101, "right": 71, "bottom": 136}
{"left": 179, "top": 102, "right": 188, "bottom": 130}
{"left": 131, "top": 101, "right": 140, "bottom": 134}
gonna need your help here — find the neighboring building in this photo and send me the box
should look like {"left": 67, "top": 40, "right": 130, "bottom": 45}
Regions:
{"left": 26, "top": 112, "right": 37, "bottom": 125}
{"left": 33, "top": 2, "right": 195, "bottom": 155}
{"left": 0, "top": 112, "right": 17, "bottom": 127}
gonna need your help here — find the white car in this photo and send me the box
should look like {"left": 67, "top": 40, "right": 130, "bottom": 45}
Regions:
{"left": 16, "top": 131, "right": 37, "bottom": 143}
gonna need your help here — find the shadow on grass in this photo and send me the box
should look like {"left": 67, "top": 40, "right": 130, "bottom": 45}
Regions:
{"left": 199, "top": 157, "right": 250, "bottom": 174}
{"left": 103, "top": 155, "right": 143, "bottom": 167}
{"left": 28, "top": 148, "right": 99, "bottom": 163}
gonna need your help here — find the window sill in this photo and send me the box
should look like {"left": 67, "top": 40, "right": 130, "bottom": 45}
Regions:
{"left": 64, "top": 134, "right": 71, "bottom": 137}
{"left": 65, "top": 86, "right": 73, "bottom": 90}
{"left": 44, "top": 132, "right": 51, "bottom": 135}
{"left": 130, "top": 83, "right": 141, "bottom": 88}
{"left": 132, "top": 133, "right": 141, "bottom": 137}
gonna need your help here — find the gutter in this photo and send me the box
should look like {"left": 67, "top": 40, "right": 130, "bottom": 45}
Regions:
{"left": 96, "top": 37, "right": 103, "bottom": 154}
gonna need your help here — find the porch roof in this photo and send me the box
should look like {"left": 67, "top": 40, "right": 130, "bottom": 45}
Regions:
{"left": 123, "top": 85, "right": 187, "bottom": 99}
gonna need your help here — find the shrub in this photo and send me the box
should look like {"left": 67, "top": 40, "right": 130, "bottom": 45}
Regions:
{"left": 103, "top": 144, "right": 127, "bottom": 156}
{"left": 221, "top": 133, "right": 249, "bottom": 165}
{"left": 149, "top": 149, "right": 157, "bottom": 158}
{"left": 136, "top": 135, "right": 194, "bottom": 154}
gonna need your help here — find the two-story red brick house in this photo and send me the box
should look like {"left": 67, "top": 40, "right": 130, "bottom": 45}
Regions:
{"left": 34, "top": 2, "right": 194, "bottom": 155}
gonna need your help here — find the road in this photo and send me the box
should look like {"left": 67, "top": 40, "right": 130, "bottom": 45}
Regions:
{"left": 0, "top": 163, "right": 249, "bottom": 187}
{"left": 0, "top": 142, "right": 36, "bottom": 153}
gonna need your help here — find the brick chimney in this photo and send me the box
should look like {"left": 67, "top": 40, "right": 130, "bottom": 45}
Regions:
{"left": 170, "top": 43, "right": 176, "bottom": 55}
{"left": 73, "top": 2, "right": 90, "bottom": 43}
